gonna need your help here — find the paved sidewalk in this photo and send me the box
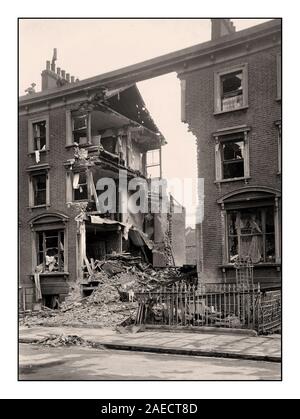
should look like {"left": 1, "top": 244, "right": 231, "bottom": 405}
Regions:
{"left": 19, "top": 325, "right": 281, "bottom": 362}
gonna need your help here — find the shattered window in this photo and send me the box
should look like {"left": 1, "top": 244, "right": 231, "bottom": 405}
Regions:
{"left": 146, "top": 149, "right": 161, "bottom": 178}
{"left": 37, "top": 230, "right": 64, "bottom": 272}
{"left": 222, "top": 140, "right": 244, "bottom": 179}
{"left": 227, "top": 207, "right": 275, "bottom": 264}
{"left": 221, "top": 70, "right": 243, "bottom": 111}
{"left": 73, "top": 172, "right": 88, "bottom": 201}
{"left": 33, "top": 121, "right": 46, "bottom": 151}
{"left": 72, "top": 112, "right": 88, "bottom": 144}
{"left": 32, "top": 173, "right": 47, "bottom": 206}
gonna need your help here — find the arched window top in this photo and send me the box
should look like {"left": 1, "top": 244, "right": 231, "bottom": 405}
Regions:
{"left": 29, "top": 212, "right": 69, "bottom": 229}
{"left": 217, "top": 186, "right": 281, "bottom": 206}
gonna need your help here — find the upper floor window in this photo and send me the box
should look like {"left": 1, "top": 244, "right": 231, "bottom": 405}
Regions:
{"left": 275, "top": 121, "right": 282, "bottom": 174}
{"left": 214, "top": 64, "right": 248, "bottom": 114}
{"left": 28, "top": 116, "right": 49, "bottom": 153}
{"left": 73, "top": 172, "right": 88, "bottom": 201}
{"left": 66, "top": 110, "right": 91, "bottom": 146}
{"left": 214, "top": 127, "right": 250, "bottom": 183}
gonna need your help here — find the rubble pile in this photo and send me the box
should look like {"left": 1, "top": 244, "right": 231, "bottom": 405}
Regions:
{"left": 38, "top": 334, "right": 87, "bottom": 347}
{"left": 20, "top": 254, "right": 197, "bottom": 329}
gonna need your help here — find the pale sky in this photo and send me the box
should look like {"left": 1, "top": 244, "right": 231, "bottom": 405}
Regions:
{"left": 19, "top": 19, "right": 270, "bottom": 226}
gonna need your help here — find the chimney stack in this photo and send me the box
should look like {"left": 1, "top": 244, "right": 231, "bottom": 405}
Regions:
{"left": 41, "top": 48, "right": 79, "bottom": 91}
{"left": 211, "top": 19, "right": 236, "bottom": 40}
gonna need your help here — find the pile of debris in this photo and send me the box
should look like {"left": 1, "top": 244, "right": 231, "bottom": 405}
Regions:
{"left": 20, "top": 254, "right": 197, "bottom": 329}
{"left": 38, "top": 334, "right": 88, "bottom": 347}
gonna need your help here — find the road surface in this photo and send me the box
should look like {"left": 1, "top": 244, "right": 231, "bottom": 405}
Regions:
{"left": 19, "top": 343, "right": 281, "bottom": 380}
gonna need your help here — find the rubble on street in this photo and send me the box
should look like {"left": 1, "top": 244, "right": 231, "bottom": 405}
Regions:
{"left": 20, "top": 254, "right": 197, "bottom": 329}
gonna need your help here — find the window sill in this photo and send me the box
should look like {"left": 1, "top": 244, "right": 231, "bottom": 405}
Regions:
{"left": 28, "top": 149, "right": 49, "bottom": 156}
{"left": 65, "top": 143, "right": 92, "bottom": 149}
{"left": 28, "top": 204, "right": 50, "bottom": 210}
{"left": 215, "top": 176, "right": 250, "bottom": 184}
{"left": 214, "top": 105, "right": 248, "bottom": 116}
{"left": 30, "top": 272, "right": 69, "bottom": 277}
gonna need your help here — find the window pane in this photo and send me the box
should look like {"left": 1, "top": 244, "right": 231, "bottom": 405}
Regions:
{"left": 228, "top": 211, "right": 238, "bottom": 235}
{"left": 229, "top": 236, "right": 239, "bottom": 262}
{"left": 74, "top": 184, "right": 88, "bottom": 200}
{"left": 223, "top": 141, "right": 244, "bottom": 161}
{"left": 221, "top": 71, "right": 243, "bottom": 111}
{"left": 240, "top": 208, "right": 262, "bottom": 234}
{"left": 265, "top": 207, "right": 275, "bottom": 233}
{"left": 73, "top": 114, "right": 87, "bottom": 130}
{"left": 33, "top": 174, "right": 47, "bottom": 206}
{"left": 223, "top": 161, "right": 244, "bottom": 179}
{"left": 265, "top": 233, "right": 275, "bottom": 262}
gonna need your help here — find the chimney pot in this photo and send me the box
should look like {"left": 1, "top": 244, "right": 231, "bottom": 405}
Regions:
{"left": 57, "top": 67, "right": 61, "bottom": 76}
{"left": 46, "top": 61, "right": 51, "bottom": 71}
{"left": 61, "top": 70, "right": 66, "bottom": 79}
{"left": 66, "top": 73, "right": 70, "bottom": 82}
{"left": 71, "top": 76, "right": 75, "bottom": 83}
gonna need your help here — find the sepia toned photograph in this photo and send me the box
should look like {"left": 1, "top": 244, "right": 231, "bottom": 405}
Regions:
{"left": 18, "top": 18, "right": 282, "bottom": 381}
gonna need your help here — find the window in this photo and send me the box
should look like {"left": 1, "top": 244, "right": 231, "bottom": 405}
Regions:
{"left": 37, "top": 230, "right": 65, "bottom": 272}
{"left": 28, "top": 116, "right": 49, "bottom": 153}
{"left": 214, "top": 128, "right": 250, "bottom": 182}
{"left": 33, "top": 121, "right": 46, "bottom": 151}
{"left": 222, "top": 139, "right": 244, "bottom": 179}
{"left": 73, "top": 172, "right": 88, "bottom": 201}
{"left": 66, "top": 110, "right": 91, "bottom": 146}
{"left": 227, "top": 206, "right": 275, "bottom": 264}
{"left": 66, "top": 170, "right": 90, "bottom": 203}
{"left": 29, "top": 170, "right": 50, "bottom": 207}
{"left": 214, "top": 64, "right": 248, "bottom": 113}
{"left": 146, "top": 149, "right": 161, "bottom": 178}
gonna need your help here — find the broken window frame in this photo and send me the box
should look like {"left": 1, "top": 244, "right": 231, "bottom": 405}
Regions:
{"left": 73, "top": 171, "right": 89, "bottom": 202}
{"left": 28, "top": 115, "right": 49, "bottom": 154}
{"left": 214, "top": 64, "right": 248, "bottom": 114}
{"left": 37, "top": 229, "right": 65, "bottom": 272}
{"left": 145, "top": 148, "right": 162, "bottom": 179}
{"left": 227, "top": 206, "right": 276, "bottom": 264}
{"left": 214, "top": 128, "right": 250, "bottom": 183}
{"left": 29, "top": 169, "right": 50, "bottom": 208}
{"left": 66, "top": 169, "right": 90, "bottom": 203}
{"left": 66, "top": 109, "right": 92, "bottom": 146}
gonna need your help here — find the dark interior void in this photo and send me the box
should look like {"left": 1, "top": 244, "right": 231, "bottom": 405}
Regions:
{"left": 43, "top": 294, "right": 60, "bottom": 309}
{"left": 86, "top": 228, "right": 121, "bottom": 260}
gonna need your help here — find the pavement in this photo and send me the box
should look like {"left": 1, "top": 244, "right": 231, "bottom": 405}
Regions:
{"left": 19, "top": 325, "right": 281, "bottom": 363}
{"left": 19, "top": 343, "right": 281, "bottom": 380}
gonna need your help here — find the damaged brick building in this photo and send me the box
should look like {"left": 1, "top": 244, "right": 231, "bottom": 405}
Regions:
{"left": 179, "top": 19, "right": 281, "bottom": 288}
{"left": 19, "top": 52, "right": 186, "bottom": 310}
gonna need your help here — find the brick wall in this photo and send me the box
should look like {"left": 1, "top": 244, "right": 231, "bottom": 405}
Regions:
{"left": 183, "top": 46, "right": 281, "bottom": 284}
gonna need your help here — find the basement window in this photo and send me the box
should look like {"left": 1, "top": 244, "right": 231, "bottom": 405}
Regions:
{"left": 214, "top": 64, "right": 248, "bottom": 113}
{"left": 37, "top": 230, "right": 65, "bottom": 272}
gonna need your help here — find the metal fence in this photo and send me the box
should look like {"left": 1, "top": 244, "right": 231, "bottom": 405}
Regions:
{"left": 135, "top": 282, "right": 281, "bottom": 334}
